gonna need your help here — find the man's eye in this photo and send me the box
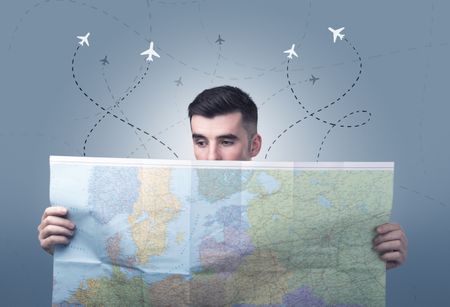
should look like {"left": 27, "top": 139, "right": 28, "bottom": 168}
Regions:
{"left": 221, "top": 140, "right": 234, "bottom": 146}
{"left": 195, "top": 140, "right": 206, "bottom": 147}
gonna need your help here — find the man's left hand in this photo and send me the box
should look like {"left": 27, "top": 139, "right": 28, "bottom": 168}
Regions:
{"left": 373, "top": 223, "right": 408, "bottom": 269}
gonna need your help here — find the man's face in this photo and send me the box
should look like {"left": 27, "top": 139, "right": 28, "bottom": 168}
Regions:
{"left": 190, "top": 112, "right": 261, "bottom": 161}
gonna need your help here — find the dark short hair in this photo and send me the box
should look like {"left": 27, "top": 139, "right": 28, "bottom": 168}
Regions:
{"left": 188, "top": 85, "right": 258, "bottom": 136}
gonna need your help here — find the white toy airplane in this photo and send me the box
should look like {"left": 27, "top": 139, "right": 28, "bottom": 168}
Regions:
{"left": 77, "top": 32, "right": 90, "bottom": 47}
{"left": 328, "top": 27, "right": 345, "bottom": 43}
{"left": 140, "top": 41, "right": 160, "bottom": 62}
{"left": 283, "top": 44, "right": 298, "bottom": 59}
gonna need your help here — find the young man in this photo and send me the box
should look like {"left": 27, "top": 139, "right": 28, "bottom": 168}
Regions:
{"left": 38, "top": 85, "right": 407, "bottom": 269}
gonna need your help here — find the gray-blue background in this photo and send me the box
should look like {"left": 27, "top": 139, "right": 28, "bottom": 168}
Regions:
{"left": 0, "top": 0, "right": 449, "bottom": 306}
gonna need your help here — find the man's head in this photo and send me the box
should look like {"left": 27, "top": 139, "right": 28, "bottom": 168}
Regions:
{"left": 188, "top": 86, "right": 262, "bottom": 161}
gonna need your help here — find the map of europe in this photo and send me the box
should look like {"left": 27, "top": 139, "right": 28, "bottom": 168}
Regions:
{"left": 50, "top": 156, "right": 394, "bottom": 307}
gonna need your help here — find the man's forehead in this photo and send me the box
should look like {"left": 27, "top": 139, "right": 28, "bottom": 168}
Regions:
{"left": 191, "top": 112, "right": 242, "bottom": 129}
{"left": 190, "top": 112, "right": 245, "bottom": 136}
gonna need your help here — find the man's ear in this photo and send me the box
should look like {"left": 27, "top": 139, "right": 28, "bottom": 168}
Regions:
{"left": 250, "top": 133, "right": 262, "bottom": 158}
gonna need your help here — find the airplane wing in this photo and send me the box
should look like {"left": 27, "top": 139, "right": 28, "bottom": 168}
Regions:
{"left": 141, "top": 42, "right": 160, "bottom": 61}
{"left": 283, "top": 47, "right": 294, "bottom": 55}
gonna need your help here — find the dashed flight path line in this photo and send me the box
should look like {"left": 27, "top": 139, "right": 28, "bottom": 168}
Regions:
{"left": 10, "top": 0, "right": 263, "bottom": 82}
{"left": 265, "top": 37, "right": 370, "bottom": 160}
{"left": 210, "top": 43, "right": 223, "bottom": 84}
{"left": 82, "top": 65, "right": 151, "bottom": 157}
{"left": 295, "top": 0, "right": 313, "bottom": 49}
{"left": 399, "top": 185, "right": 448, "bottom": 207}
{"left": 196, "top": 0, "right": 312, "bottom": 80}
{"left": 316, "top": 110, "right": 371, "bottom": 161}
{"left": 99, "top": 68, "right": 152, "bottom": 158}
{"left": 71, "top": 45, "right": 179, "bottom": 158}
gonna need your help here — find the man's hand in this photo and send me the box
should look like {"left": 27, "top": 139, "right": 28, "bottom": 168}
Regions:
{"left": 373, "top": 223, "right": 408, "bottom": 269}
{"left": 37, "top": 206, "right": 75, "bottom": 255}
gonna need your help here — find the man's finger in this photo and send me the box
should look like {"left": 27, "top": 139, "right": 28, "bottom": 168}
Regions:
{"left": 386, "top": 261, "right": 400, "bottom": 270}
{"left": 41, "top": 206, "right": 68, "bottom": 221}
{"left": 39, "top": 215, "right": 75, "bottom": 232}
{"left": 373, "top": 240, "right": 403, "bottom": 253}
{"left": 380, "top": 250, "right": 405, "bottom": 263}
{"left": 40, "top": 235, "right": 71, "bottom": 254}
{"left": 373, "top": 229, "right": 406, "bottom": 245}
{"left": 39, "top": 225, "right": 75, "bottom": 241}
{"left": 376, "top": 223, "right": 401, "bottom": 234}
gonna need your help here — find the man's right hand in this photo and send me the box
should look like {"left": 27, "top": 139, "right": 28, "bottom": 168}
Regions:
{"left": 38, "top": 206, "right": 76, "bottom": 255}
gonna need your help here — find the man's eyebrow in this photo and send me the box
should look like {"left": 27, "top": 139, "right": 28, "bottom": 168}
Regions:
{"left": 192, "top": 133, "right": 205, "bottom": 139}
{"left": 192, "top": 134, "right": 238, "bottom": 139}
{"left": 216, "top": 134, "right": 238, "bottom": 140}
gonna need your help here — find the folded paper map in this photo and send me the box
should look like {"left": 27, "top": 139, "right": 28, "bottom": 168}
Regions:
{"left": 50, "top": 156, "right": 394, "bottom": 307}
